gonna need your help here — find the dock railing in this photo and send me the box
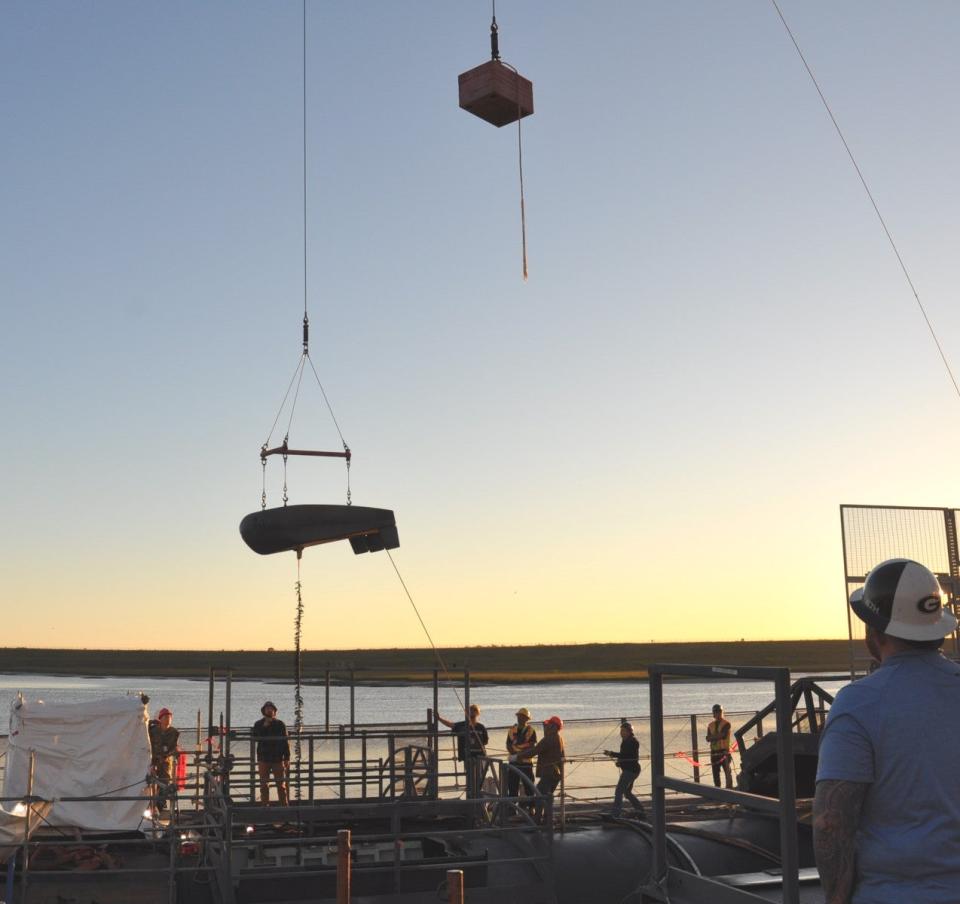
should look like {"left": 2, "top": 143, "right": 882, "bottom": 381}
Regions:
{"left": 643, "top": 664, "right": 802, "bottom": 904}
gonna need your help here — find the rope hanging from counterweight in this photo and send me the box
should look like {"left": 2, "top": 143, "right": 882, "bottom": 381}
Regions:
{"left": 293, "top": 551, "right": 304, "bottom": 796}
{"left": 490, "top": 1, "right": 529, "bottom": 281}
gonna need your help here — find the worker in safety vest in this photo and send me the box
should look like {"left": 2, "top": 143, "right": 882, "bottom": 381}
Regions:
{"left": 705, "top": 704, "right": 733, "bottom": 788}
{"left": 518, "top": 716, "right": 564, "bottom": 825}
{"left": 505, "top": 707, "right": 537, "bottom": 801}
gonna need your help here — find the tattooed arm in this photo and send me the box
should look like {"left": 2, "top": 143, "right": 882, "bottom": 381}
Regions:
{"left": 813, "top": 779, "right": 869, "bottom": 904}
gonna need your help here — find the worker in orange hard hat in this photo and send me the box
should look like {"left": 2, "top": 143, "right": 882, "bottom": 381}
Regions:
{"left": 518, "top": 715, "right": 565, "bottom": 824}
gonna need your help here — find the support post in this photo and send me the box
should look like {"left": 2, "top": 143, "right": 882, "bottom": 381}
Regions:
{"left": 249, "top": 736, "right": 256, "bottom": 803}
{"left": 349, "top": 670, "right": 355, "bottom": 734}
{"left": 463, "top": 671, "right": 471, "bottom": 799}
{"left": 308, "top": 736, "right": 315, "bottom": 803}
{"left": 337, "top": 829, "right": 352, "bottom": 904}
{"left": 689, "top": 713, "right": 701, "bottom": 784}
{"left": 224, "top": 669, "right": 232, "bottom": 797}
{"left": 840, "top": 505, "right": 856, "bottom": 678}
{"left": 559, "top": 763, "right": 566, "bottom": 834}
{"left": 432, "top": 670, "right": 439, "bottom": 752}
{"left": 447, "top": 868, "right": 465, "bottom": 904}
{"left": 774, "top": 670, "right": 800, "bottom": 904}
{"left": 361, "top": 732, "right": 368, "bottom": 800}
{"left": 21, "top": 751, "right": 35, "bottom": 903}
{"left": 388, "top": 734, "right": 397, "bottom": 799}
{"left": 195, "top": 709, "right": 202, "bottom": 809}
{"left": 339, "top": 727, "right": 347, "bottom": 799}
{"left": 325, "top": 670, "right": 331, "bottom": 732}
{"left": 649, "top": 670, "right": 667, "bottom": 887}
{"left": 207, "top": 667, "right": 215, "bottom": 763}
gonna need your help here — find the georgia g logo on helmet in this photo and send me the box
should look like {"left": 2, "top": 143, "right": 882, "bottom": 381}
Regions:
{"left": 917, "top": 596, "right": 941, "bottom": 614}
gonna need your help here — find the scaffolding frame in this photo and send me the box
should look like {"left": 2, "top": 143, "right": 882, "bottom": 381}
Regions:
{"left": 840, "top": 504, "right": 960, "bottom": 674}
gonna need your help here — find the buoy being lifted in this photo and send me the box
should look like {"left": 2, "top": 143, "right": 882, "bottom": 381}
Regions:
{"left": 240, "top": 502, "right": 399, "bottom": 557}
{"left": 237, "top": 317, "right": 400, "bottom": 559}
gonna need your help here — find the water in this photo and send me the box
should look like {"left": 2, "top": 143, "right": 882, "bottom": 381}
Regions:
{"left": 0, "top": 673, "right": 848, "bottom": 732}
{"left": 0, "top": 672, "right": 847, "bottom": 800}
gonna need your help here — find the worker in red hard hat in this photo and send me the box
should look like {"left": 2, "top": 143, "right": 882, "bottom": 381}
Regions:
{"left": 148, "top": 707, "right": 179, "bottom": 812}
{"left": 517, "top": 715, "right": 565, "bottom": 824}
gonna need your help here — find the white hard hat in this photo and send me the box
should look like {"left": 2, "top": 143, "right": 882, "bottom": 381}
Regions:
{"left": 851, "top": 558, "right": 957, "bottom": 641}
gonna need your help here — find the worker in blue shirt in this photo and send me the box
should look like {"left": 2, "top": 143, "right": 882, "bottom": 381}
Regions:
{"left": 815, "top": 558, "right": 960, "bottom": 904}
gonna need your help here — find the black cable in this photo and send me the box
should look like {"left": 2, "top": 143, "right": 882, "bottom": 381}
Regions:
{"left": 770, "top": 0, "right": 960, "bottom": 402}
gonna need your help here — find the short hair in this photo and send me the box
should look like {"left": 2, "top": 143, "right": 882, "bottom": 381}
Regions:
{"left": 902, "top": 636, "right": 945, "bottom": 652}
{"left": 469, "top": 704, "right": 480, "bottom": 714}
{"left": 876, "top": 629, "right": 945, "bottom": 652}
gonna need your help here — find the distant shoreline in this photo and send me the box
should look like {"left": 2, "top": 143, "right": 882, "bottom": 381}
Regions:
{"left": 0, "top": 640, "right": 852, "bottom": 683}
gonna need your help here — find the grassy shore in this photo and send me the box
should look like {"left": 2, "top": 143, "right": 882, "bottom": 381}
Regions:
{"left": 0, "top": 641, "right": 852, "bottom": 682}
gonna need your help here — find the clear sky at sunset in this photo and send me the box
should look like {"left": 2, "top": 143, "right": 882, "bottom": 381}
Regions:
{"left": 3, "top": 2, "right": 959, "bottom": 651}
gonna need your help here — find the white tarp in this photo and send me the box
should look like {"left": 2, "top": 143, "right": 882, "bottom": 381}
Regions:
{"left": 4, "top": 696, "right": 151, "bottom": 831}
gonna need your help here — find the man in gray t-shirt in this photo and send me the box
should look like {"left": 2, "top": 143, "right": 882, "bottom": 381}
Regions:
{"left": 815, "top": 558, "right": 960, "bottom": 904}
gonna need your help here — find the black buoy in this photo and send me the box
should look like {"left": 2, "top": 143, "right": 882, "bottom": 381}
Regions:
{"left": 240, "top": 504, "right": 399, "bottom": 556}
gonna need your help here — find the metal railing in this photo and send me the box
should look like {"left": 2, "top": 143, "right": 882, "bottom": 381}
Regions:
{"left": 643, "top": 664, "right": 803, "bottom": 904}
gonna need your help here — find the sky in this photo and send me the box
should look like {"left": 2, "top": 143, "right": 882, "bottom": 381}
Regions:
{"left": 3, "top": 1, "right": 960, "bottom": 651}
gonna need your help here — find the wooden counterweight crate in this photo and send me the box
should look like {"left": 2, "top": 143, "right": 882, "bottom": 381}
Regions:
{"left": 458, "top": 60, "right": 534, "bottom": 127}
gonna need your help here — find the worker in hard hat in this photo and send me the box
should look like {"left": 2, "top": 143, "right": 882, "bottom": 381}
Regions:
{"left": 254, "top": 701, "right": 290, "bottom": 806}
{"left": 518, "top": 715, "right": 565, "bottom": 824}
{"left": 148, "top": 707, "right": 179, "bottom": 812}
{"left": 505, "top": 707, "right": 537, "bottom": 803}
{"left": 604, "top": 720, "right": 645, "bottom": 818}
{"left": 814, "top": 558, "right": 960, "bottom": 904}
{"left": 705, "top": 704, "right": 734, "bottom": 789}
{"left": 437, "top": 704, "right": 489, "bottom": 797}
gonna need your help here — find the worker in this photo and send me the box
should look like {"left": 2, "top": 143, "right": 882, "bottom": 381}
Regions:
{"left": 705, "top": 704, "right": 734, "bottom": 789}
{"left": 437, "top": 704, "right": 489, "bottom": 797}
{"left": 604, "top": 720, "right": 645, "bottom": 818}
{"left": 518, "top": 715, "right": 564, "bottom": 824}
{"left": 148, "top": 707, "right": 179, "bottom": 811}
{"left": 253, "top": 701, "right": 290, "bottom": 805}
{"left": 505, "top": 707, "right": 538, "bottom": 802}
{"left": 814, "top": 558, "right": 960, "bottom": 903}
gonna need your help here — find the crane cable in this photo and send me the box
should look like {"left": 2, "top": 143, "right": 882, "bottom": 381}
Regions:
{"left": 385, "top": 549, "right": 488, "bottom": 780}
{"left": 490, "top": 0, "right": 529, "bottom": 281}
{"left": 770, "top": 0, "right": 960, "bottom": 402}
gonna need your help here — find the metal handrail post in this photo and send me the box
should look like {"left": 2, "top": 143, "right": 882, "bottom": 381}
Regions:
{"left": 337, "top": 828, "right": 351, "bottom": 904}
{"left": 21, "top": 750, "right": 35, "bottom": 904}
{"left": 207, "top": 667, "right": 215, "bottom": 763}
{"left": 775, "top": 669, "right": 800, "bottom": 904}
{"left": 224, "top": 669, "right": 232, "bottom": 799}
{"left": 649, "top": 670, "right": 667, "bottom": 886}
{"left": 167, "top": 817, "right": 177, "bottom": 904}
{"left": 689, "top": 713, "right": 700, "bottom": 784}
{"left": 361, "top": 732, "right": 368, "bottom": 800}
{"left": 325, "top": 670, "right": 331, "bottom": 732}
{"left": 388, "top": 735, "right": 396, "bottom": 799}
{"left": 349, "top": 670, "right": 355, "bottom": 734}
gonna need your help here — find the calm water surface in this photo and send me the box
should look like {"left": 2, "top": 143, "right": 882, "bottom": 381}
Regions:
{"left": 0, "top": 672, "right": 848, "bottom": 799}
